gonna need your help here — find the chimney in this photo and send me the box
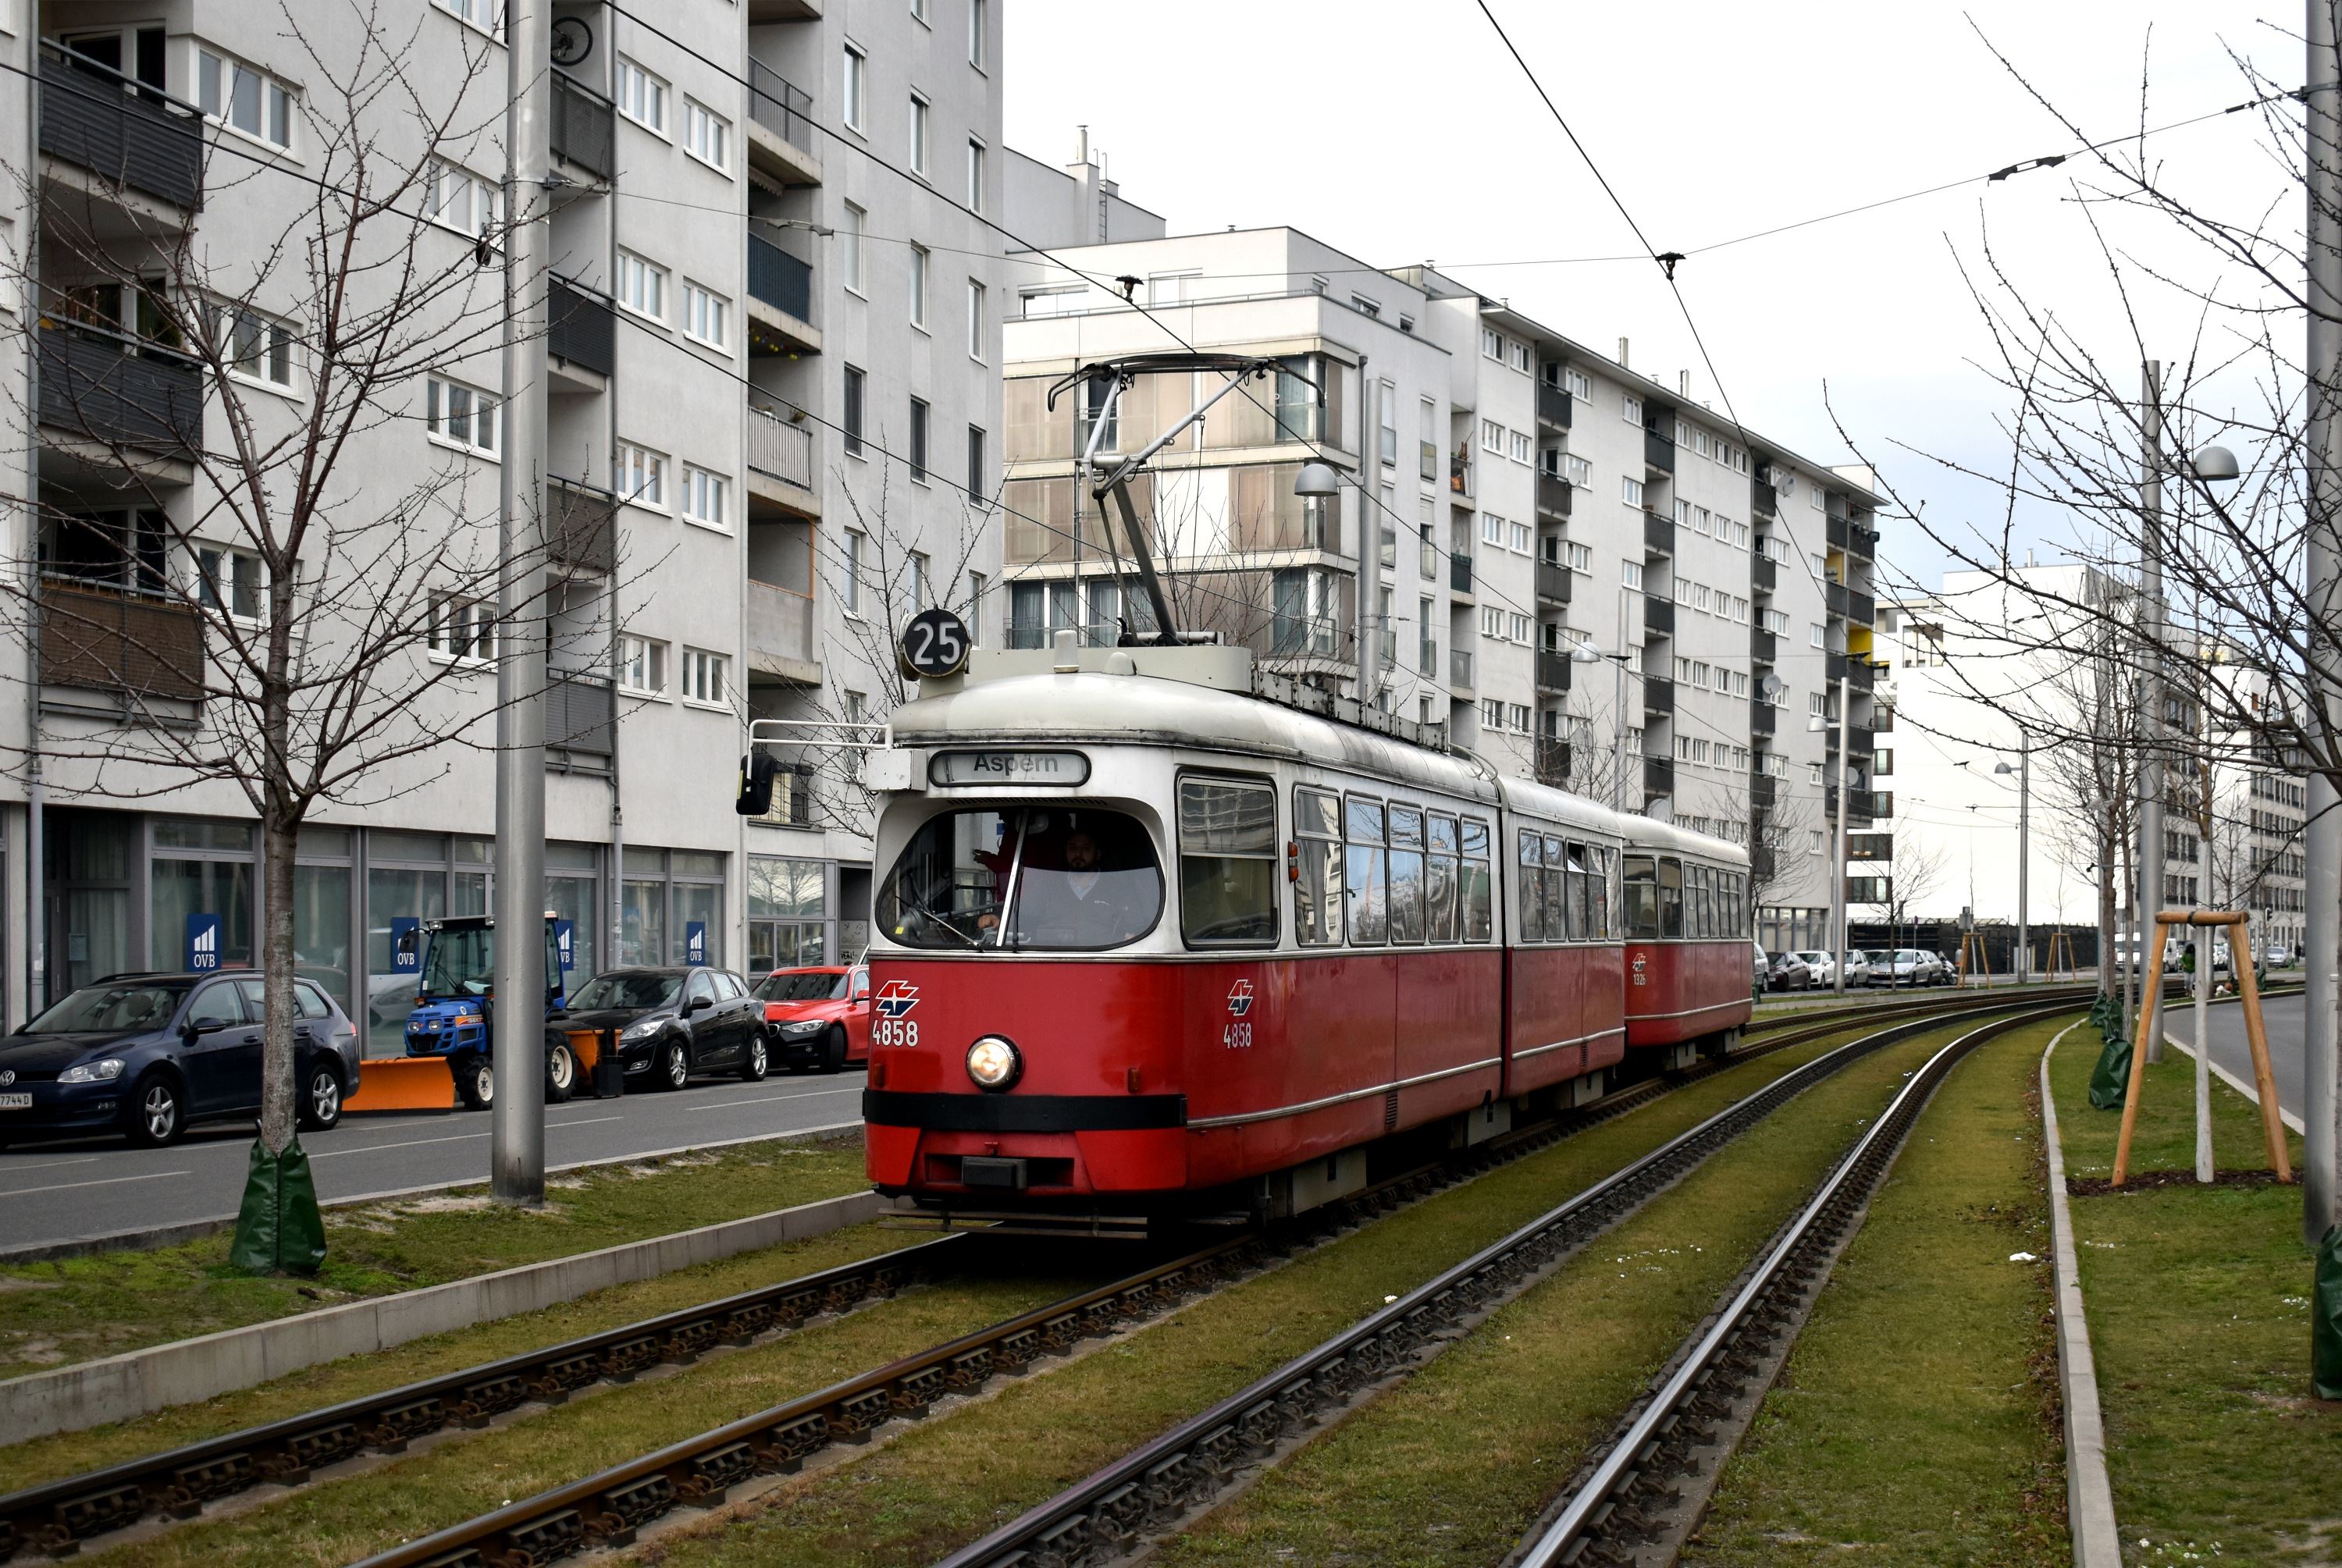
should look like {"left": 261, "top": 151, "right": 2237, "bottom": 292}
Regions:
{"left": 1617, "top": 336, "right": 1629, "bottom": 368}
{"left": 1075, "top": 125, "right": 1090, "bottom": 165}
{"left": 1679, "top": 369, "right": 1691, "bottom": 396}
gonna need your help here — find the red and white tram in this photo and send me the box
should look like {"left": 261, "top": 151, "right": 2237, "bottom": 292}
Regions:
{"left": 858, "top": 642, "right": 1750, "bottom": 1226}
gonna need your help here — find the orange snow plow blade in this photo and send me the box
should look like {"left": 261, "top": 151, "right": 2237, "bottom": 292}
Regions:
{"left": 343, "top": 1056, "right": 456, "bottom": 1114}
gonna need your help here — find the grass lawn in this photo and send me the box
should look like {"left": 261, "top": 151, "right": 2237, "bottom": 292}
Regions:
{"left": 625, "top": 1022, "right": 1931, "bottom": 1568}
{"left": 2049, "top": 1027, "right": 2337, "bottom": 1566}
{"left": 1682, "top": 1016, "right": 2073, "bottom": 1567}
{"left": 0, "top": 1132, "right": 870, "bottom": 1384}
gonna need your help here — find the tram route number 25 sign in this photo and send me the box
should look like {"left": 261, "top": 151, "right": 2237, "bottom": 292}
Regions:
{"left": 899, "top": 607, "right": 972, "bottom": 681}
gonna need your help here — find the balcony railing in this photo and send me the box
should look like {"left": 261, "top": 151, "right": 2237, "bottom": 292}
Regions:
{"left": 1750, "top": 699, "right": 1777, "bottom": 737}
{"left": 1849, "top": 658, "right": 1875, "bottom": 692}
{"left": 1536, "top": 472, "right": 1572, "bottom": 520}
{"left": 748, "top": 404, "right": 816, "bottom": 494}
{"left": 1536, "top": 649, "right": 1570, "bottom": 692}
{"left": 1536, "top": 383, "right": 1571, "bottom": 429}
{"left": 749, "top": 233, "right": 813, "bottom": 322}
{"left": 1752, "top": 554, "right": 1777, "bottom": 595}
{"left": 1847, "top": 587, "right": 1876, "bottom": 628}
{"left": 1450, "top": 553, "right": 1472, "bottom": 595}
{"left": 1643, "top": 675, "right": 1675, "bottom": 713}
{"left": 551, "top": 71, "right": 615, "bottom": 180}
{"left": 1270, "top": 614, "right": 1340, "bottom": 660}
{"left": 1849, "top": 520, "right": 1878, "bottom": 559}
{"left": 1536, "top": 560, "right": 1572, "bottom": 605}
{"left": 1752, "top": 479, "right": 1778, "bottom": 517}
{"left": 548, "top": 479, "right": 618, "bottom": 575}
{"left": 41, "top": 45, "right": 205, "bottom": 211}
{"left": 1643, "top": 596, "right": 1675, "bottom": 638}
{"left": 1828, "top": 580, "right": 1850, "bottom": 618}
{"left": 548, "top": 278, "right": 615, "bottom": 377}
{"left": 548, "top": 673, "right": 614, "bottom": 760}
{"left": 748, "top": 578, "right": 817, "bottom": 671}
{"left": 1826, "top": 649, "right": 1849, "bottom": 685}
{"left": 1643, "top": 509, "right": 1674, "bottom": 558}
{"left": 38, "top": 324, "right": 202, "bottom": 458}
{"left": 1749, "top": 772, "right": 1778, "bottom": 808}
{"left": 747, "top": 58, "right": 814, "bottom": 151}
{"left": 1826, "top": 513, "right": 1849, "bottom": 552}
{"left": 1750, "top": 627, "right": 1777, "bottom": 664}
{"left": 1450, "top": 647, "right": 1474, "bottom": 690}
{"left": 1644, "top": 756, "right": 1675, "bottom": 797}
{"left": 1643, "top": 426, "right": 1675, "bottom": 474}
{"left": 38, "top": 577, "right": 205, "bottom": 702}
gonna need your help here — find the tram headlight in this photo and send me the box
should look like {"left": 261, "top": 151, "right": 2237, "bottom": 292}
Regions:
{"left": 965, "top": 1035, "right": 1021, "bottom": 1093}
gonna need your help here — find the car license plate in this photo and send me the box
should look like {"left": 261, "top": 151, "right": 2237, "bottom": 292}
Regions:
{"left": 0, "top": 1092, "right": 30, "bottom": 1109}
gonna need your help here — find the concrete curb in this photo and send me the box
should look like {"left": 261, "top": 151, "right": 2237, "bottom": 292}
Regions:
{"left": 2039, "top": 1022, "right": 2123, "bottom": 1568}
{"left": 0, "top": 1186, "right": 895, "bottom": 1443}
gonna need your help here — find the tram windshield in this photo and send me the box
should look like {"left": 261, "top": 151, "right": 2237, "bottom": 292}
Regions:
{"left": 877, "top": 807, "right": 1164, "bottom": 951}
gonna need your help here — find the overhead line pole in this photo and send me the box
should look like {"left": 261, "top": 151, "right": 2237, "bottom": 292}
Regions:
{"left": 2304, "top": 0, "right": 2340, "bottom": 1247}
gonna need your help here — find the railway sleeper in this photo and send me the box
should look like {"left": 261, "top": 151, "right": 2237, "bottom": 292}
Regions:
{"left": 893, "top": 1364, "right": 949, "bottom": 1413}
{"left": 496, "top": 1506, "right": 587, "bottom": 1565}
{"left": 278, "top": 1420, "right": 365, "bottom": 1477}
{"left": 532, "top": 1353, "right": 601, "bottom": 1403}
{"left": 415, "top": 1546, "right": 488, "bottom": 1568}
{"left": 454, "top": 1376, "right": 530, "bottom": 1428}
{"left": 159, "top": 1452, "right": 255, "bottom": 1515}
{"left": 719, "top": 1303, "right": 777, "bottom": 1345}
{"left": 598, "top": 1337, "right": 662, "bottom": 1383}
{"left": 755, "top": 1413, "right": 829, "bottom": 1473}
{"left": 834, "top": 1388, "right": 894, "bottom": 1438}
{"left": 948, "top": 1347, "right": 995, "bottom": 1388}
{"left": 658, "top": 1321, "right": 721, "bottom": 1365}
{"left": 679, "top": 1442, "right": 757, "bottom": 1501}
{"left": 590, "top": 1473, "right": 674, "bottom": 1541}
{"left": 363, "top": 1398, "right": 447, "bottom": 1452}
{"left": 1088, "top": 1481, "right": 1146, "bottom": 1548}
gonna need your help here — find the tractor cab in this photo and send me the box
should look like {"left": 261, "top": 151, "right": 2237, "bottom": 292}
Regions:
{"left": 404, "top": 914, "right": 568, "bottom": 1108}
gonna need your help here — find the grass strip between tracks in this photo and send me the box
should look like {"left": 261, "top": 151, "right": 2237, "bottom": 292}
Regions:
{"left": 2047, "top": 1035, "right": 2337, "bottom": 1566}
{"left": 0, "top": 1133, "right": 870, "bottom": 1385}
{"left": 1150, "top": 1022, "right": 1971, "bottom": 1567}
{"left": 1681, "top": 1016, "right": 2071, "bottom": 1567}
{"left": 614, "top": 1020, "right": 1903, "bottom": 1568}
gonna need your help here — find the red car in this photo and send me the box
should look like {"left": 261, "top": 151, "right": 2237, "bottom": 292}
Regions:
{"left": 753, "top": 965, "right": 870, "bottom": 1073}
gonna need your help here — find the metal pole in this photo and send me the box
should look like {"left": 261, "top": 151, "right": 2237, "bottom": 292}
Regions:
{"left": 2140, "top": 360, "right": 2167, "bottom": 1062}
{"left": 2017, "top": 737, "right": 2031, "bottom": 985}
{"left": 1613, "top": 587, "right": 1628, "bottom": 812}
{"left": 491, "top": 0, "right": 550, "bottom": 1206}
{"left": 23, "top": 30, "right": 43, "bottom": 1022}
{"left": 2305, "top": 0, "right": 2342, "bottom": 1246}
{"left": 1833, "top": 673, "right": 1849, "bottom": 995}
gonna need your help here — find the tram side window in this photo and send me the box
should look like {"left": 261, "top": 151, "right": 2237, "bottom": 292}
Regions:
{"left": 1516, "top": 830, "right": 1546, "bottom": 943}
{"left": 1426, "top": 814, "right": 1460, "bottom": 943}
{"left": 1594, "top": 845, "right": 1614, "bottom": 940}
{"left": 1687, "top": 866, "right": 1707, "bottom": 939}
{"left": 1293, "top": 787, "right": 1344, "bottom": 946}
{"left": 1658, "top": 856, "right": 1684, "bottom": 939}
{"left": 1622, "top": 854, "right": 1658, "bottom": 939}
{"left": 1177, "top": 777, "right": 1278, "bottom": 947}
{"left": 1538, "top": 835, "right": 1564, "bottom": 943}
{"left": 1565, "top": 842, "right": 1590, "bottom": 941}
{"left": 1461, "top": 817, "right": 1494, "bottom": 940}
{"left": 1387, "top": 805, "right": 1426, "bottom": 944}
{"left": 1346, "top": 795, "right": 1388, "bottom": 945}
{"left": 1730, "top": 870, "right": 1746, "bottom": 937}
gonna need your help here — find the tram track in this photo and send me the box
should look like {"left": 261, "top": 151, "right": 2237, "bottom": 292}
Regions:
{"left": 0, "top": 987, "right": 2096, "bottom": 1566}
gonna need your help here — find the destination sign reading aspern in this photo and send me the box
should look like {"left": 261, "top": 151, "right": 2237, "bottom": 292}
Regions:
{"left": 927, "top": 750, "right": 1091, "bottom": 788}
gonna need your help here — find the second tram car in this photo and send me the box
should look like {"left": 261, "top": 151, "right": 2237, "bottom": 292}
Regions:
{"left": 858, "top": 641, "right": 1749, "bottom": 1228}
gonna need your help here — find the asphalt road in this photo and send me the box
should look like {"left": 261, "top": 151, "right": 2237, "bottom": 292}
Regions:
{"left": 2169, "top": 988, "right": 2307, "bottom": 1127}
{"left": 0, "top": 1068, "right": 868, "bottom": 1255}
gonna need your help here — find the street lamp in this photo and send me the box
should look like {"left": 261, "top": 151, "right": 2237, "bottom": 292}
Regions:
{"left": 1996, "top": 742, "right": 2031, "bottom": 987}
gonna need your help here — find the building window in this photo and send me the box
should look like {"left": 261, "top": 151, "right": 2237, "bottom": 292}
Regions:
{"left": 1481, "top": 418, "right": 1504, "bottom": 454}
{"left": 1507, "top": 520, "right": 1532, "bottom": 554}
{"left": 615, "top": 443, "right": 667, "bottom": 510}
{"left": 968, "top": 0, "right": 987, "bottom": 66}
{"left": 1564, "top": 368, "right": 1591, "bottom": 398}
{"left": 842, "top": 44, "right": 867, "bottom": 133}
{"left": 615, "top": 56, "right": 667, "bottom": 135}
{"left": 682, "top": 98, "right": 728, "bottom": 170}
{"left": 682, "top": 281, "right": 728, "bottom": 349}
{"left": 1510, "top": 343, "right": 1530, "bottom": 373}
{"left": 1622, "top": 476, "right": 1643, "bottom": 507}
{"left": 432, "top": 0, "right": 499, "bottom": 28}
{"left": 198, "top": 48, "right": 293, "bottom": 150}
{"left": 1622, "top": 560, "right": 1643, "bottom": 589}
{"left": 909, "top": 397, "right": 929, "bottom": 482}
{"left": 910, "top": 551, "right": 931, "bottom": 608}
{"left": 1623, "top": 393, "right": 1642, "bottom": 425}
{"left": 1481, "top": 698, "right": 1504, "bottom": 730}
{"left": 842, "top": 531, "right": 863, "bottom": 613}
{"left": 1565, "top": 453, "right": 1590, "bottom": 487}
{"left": 909, "top": 93, "right": 930, "bottom": 177}
{"left": 1508, "top": 612, "right": 1531, "bottom": 643}
{"left": 425, "top": 160, "right": 500, "bottom": 240}
{"left": 967, "top": 425, "right": 987, "bottom": 501}
{"left": 680, "top": 647, "right": 728, "bottom": 707}
{"left": 966, "top": 136, "right": 985, "bottom": 212}
{"left": 909, "top": 244, "right": 929, "bottom": 329}
{"left": 841, "top": 202, "right": 866, "bottom": 293}
{"left": 1482, "top": 511, "right": 1504, "bottom": 546}
{"left": 615, "top": 250, "right": 667, "bottom": 321}
{"left": 1510, "top": 430, "right": 1532, "bottom": 464}
{"left": 619, "top": 634, "right": 667, "bottom": 695}
{"left": 1351, "top": 294, "right": 1382, "bottom": 318}
{"left": 842, "top": 364, "right": 865, "bottom": 456}
{"left": 967, "top": 278, "right": 986, "bottom": 359}
{"left": 429, "top": 593, "right": 495, "bottom": 663}
{"left": 681, "top": 466, "right": 727, "bottom": 530}
{"left": 219, "top": 305, "right": 295, "bottom": 389}
{"left": 1810, "top": 622, "right": 1826, "bottom": 648}
{"left": 1480, "top": 605, "right": 1504, "bottom": 639}
{"left": 1568, "top": 542, "right": 1591, "bottom": 571}
{"left": 1508, "top": 702, "right": 1531, "bottom": 732}
{"left": 1482, "top": 327, "right": 1501, "bottom": 360}
{"left": 425, "top": 375, "right": 497, "bottom": 456}
{"left": 196, "top": 543, "right": 263, "bottom": 622}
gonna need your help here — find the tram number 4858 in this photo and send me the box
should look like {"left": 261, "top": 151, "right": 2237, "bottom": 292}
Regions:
{"left": 1222, "top": 1022, "right": 1253, "bottom": 1049}
{"left": 874, "top": 1017, "right": 920, "bottom": 1047}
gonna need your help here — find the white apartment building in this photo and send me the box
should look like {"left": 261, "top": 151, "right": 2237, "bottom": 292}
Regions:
{"left": 996, "top": 203, "right": 1882, "bottom": 953}
{"left": 0, "top": 1, "right": 1001, "bottom": 1040}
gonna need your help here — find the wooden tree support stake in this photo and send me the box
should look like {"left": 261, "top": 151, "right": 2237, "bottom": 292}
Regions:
{"left": 2111, "top": 909, "right": 2291, "bottom": 1186}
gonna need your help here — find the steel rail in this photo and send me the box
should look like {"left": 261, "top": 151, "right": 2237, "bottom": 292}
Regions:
{"left": 1514, "top": 1001, "right": 2079, "bottom": 1568}
{"left": 929, "top": 996, "right": 2036, "bottom": 1568}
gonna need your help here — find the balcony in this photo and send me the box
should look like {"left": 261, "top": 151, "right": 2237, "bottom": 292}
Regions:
{"left": 1643, "top": 675, "right": 1675, "bottom": 714}
{"left": 746, "top": 59, "right": 821, "bottom": 185}
{"left": 1826, "top": 513, "right": 1849, "bottom": 553}
{"left": 1849, "top": 658, "right": 1875, "bottom": 693}
{"left": 1643, "top": 596, "right": 1675, "bottom": 638}
{"left": 1643, "top": 426, "right": 1675, "bottom": 475}
{"left": 37, "top": 577, "right": 204, "bottom": 703}
{"left": 1849, "top": 520, "right": 1878, "bottom": 559}
{"left": 1750, "top": 627, "right": 1777, "bottom": 664}
{"left": 1449, "top": 454, "right": 1473, "bottom": 499}
{"left": 550, "top": 71, "right": 615, "bottom": 182}
{"left": 1643, "top": 509, "right": 1675, "bottom": 558}
{"left": 1644, "top": 756, "right": 1675, "bottom": 798}
{"left": 1846, "top": 587, "right": 1876, "bottom": 628}
{"left": 547, "top": 674, "right": 614, "bottom": 766}
{"left": 39, "top": 45, "right": 203, "bottom": 219}
{"left": 1752, "top": 480, "right": 1778, "bottom": 517}
{"left": 1828, "top": 580, "right": 1849, "bottom": 619}
{"left": 1752, "top": 554, "right": 1777, "bottom": 595}
{"left": 547, "top": 278, "right": 614, "bottom": 388}
{"left": 1749, "top": 772, "right": 1778, "bottom": 809}
{"left": 1536, "top": 472, "right": 1573, "bottom": 520}
{"left": 1536, "top": 383, "right": 1572, "bottom": 430}
{"left": 548, "top": 479, "right": 618, "bottom": 576}
{"left": 1449, "top": 553, "right": 1473, "bottom": 597}
{"left": 38, "top": 325, "right": 202, "bottom": 485}
{"left": 1536, "top": 649, "right": 1571, "bottom": 693}
{"left": 747, "top": 579, "right": 820, "bottom": 687}
{"left": 1750, "top": 699, "right": 1777, "bottom": 737}
{"left": 747, "top": 404, "right": 819, "bottom": 519}
{"left": 1536, "top": 560, "right": 1572, "bottom": 606}
{"left": 1826, "top": 650, "right": 1849, "bottom": 685}
{"left": 747, "top": 234, "right": 822, "bottom": 355}
{"left": 1449, "top": 646, "right": 1475, "bottom": 693}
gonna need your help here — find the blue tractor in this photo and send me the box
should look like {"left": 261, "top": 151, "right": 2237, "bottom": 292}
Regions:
{"left": 403, "top": 914, "right": 574, "bottom": 1110}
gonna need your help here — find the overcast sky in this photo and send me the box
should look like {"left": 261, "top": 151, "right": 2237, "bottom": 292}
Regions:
{"left": 1001, "top": 0, "right": 2303, "bottom": 596}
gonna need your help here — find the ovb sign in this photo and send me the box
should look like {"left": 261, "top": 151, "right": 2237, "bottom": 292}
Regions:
{"left": 685, "top": 921, "right": 708, "bottom": 965}
{"left": 186, "top": 913, "right": 222, "bottom": 972}
{"left": 553, "top": 919, "right": 575, "bottom": 972}
{"left": 390, "top": 917, "right": 422, "bottom": 974}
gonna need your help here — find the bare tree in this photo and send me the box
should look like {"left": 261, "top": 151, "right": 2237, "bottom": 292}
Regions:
{"left": 1870, "top": 831, "right": 1949, "bottom": 951}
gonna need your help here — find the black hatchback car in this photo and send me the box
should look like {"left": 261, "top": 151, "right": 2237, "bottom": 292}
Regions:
{"left": 0, "top": 972, "right": 365, "bottom": 1148}
{"left": 564, "top": 966, "right": 767, "bottom": 1090}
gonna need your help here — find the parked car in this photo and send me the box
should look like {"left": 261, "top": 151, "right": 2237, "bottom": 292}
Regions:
{"left": 1767, "top": 951, "right": 1813, "bottom": 991}
{"left": 0, "top": 972, "right": 363, "bottom": 1148}
{"left": 2261, "top": 941, "right": 2294, "bottom": 969}
{"left": 1869, "top": 949, "right": 1934, "bottom": 987}
{"left": 753, "top": 965, "right": 870, "bottom": 1073}
{"left": 1838, "top": 951, "right": 1873, "bottom": 987}
{"left": 1752, "top": 943, "right": 1771, "bottom": 994}
{"left": 564, "top": 966, "right": 767, "bottom": 1090}
{"left": 1789, "top": 950, "right": 1836, "bottom": 987}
